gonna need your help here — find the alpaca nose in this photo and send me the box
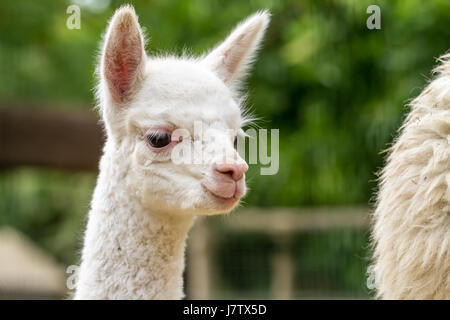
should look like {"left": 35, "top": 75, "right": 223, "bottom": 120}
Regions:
{"left": 214, "top": 160, "right": 248, "bottom": 181}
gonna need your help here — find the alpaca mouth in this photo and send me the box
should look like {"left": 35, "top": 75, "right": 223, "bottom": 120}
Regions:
{"left": 201, "top": 177, "right": 245, "bottom": 199}
{"left": 201, "top": 183, "right": 242, "bottom": 207}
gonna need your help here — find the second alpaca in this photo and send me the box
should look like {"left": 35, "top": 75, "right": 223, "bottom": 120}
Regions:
{"left": 371, "top": 54, "right": 450, "bottom": 299}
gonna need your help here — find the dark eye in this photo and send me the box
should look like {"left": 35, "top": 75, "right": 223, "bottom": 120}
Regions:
{"left": 234, "top": 136, "right": 238, "bottom": 149}
{"left": 146, "top": 132, "right": 172, "bottom": 149}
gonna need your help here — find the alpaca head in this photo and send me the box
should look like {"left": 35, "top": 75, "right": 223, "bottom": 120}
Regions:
{"left": 97, "top": 5, "right": 270, "bottom": 216}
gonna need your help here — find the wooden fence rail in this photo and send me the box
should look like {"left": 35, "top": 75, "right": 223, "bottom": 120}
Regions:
{"left": 188, "top": 208, "right": 370, "bottom": 299}
{"left": 0, "top": 106, "right": 103, "bottom": 171}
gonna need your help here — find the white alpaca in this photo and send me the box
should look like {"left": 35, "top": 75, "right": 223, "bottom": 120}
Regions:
{"left": 371, "top": 54, "right": 450, "bottom": 299}
{"left": 74, "top": 5, "right": 270, "bottom": 299}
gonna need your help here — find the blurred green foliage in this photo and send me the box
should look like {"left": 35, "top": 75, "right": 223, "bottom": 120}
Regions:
{"left": 0, "top": 0, "right": 449, "bottom": 298}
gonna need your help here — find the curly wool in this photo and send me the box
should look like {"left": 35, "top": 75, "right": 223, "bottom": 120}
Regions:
{"left": 371, "top": 54, "right": 450, "bottom": 299}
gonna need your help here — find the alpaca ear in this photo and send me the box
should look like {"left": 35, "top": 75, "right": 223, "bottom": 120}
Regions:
{"left": 101, "top": 5, "right": 146, "bottom": 104}
{"left": 202, "top": 11, "right": 270, "bottom": 87}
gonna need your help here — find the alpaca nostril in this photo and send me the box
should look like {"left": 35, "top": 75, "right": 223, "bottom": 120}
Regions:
{"left": 221, "top": 169, "right": 234, "bottom": 177}
{"left": 214, "top": 161, "right": 248, "bottom": 181}
{"left": 215, "top": 167, "right": 238, "bottom": 180}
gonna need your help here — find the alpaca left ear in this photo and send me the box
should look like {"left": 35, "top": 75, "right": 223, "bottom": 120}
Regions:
{"left": 202, "top": 11, "right": 270, "bottom": 87}
{"left": 101, "top": 5, "right": 146, "bottom": 105}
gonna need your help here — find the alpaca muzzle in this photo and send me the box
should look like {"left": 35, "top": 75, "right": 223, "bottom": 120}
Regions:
{"left": 202, "top": 160, "right": 248, "bottom": 199}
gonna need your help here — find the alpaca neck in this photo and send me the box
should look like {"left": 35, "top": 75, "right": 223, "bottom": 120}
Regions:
{"left": 75, "top": 149, "right": 194, "bottom": 299}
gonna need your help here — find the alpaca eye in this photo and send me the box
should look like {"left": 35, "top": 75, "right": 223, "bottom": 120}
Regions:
{"left": 234, "top": 136, "right": 238, "bottom": 149}
{"left": 146, "top": 132, "right": 172, "bottom": 149}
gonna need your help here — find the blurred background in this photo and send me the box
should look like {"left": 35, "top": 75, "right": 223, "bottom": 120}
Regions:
{"left": 0, "top": 0, "right": 449, "bottom": 299}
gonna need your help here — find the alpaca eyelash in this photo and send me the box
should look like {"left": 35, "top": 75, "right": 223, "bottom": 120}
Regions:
{"left": 143, "top": 128, "right": 175, "bottom": 150}
{"left": 146, "top": 130, "right": 168, "bottom": 139}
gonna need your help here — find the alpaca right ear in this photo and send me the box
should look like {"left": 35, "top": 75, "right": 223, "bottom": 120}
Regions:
{"left": 202, "top": 11, "right": 270, "bottom": 88}
{"left": 101, "top": 5, "right": 146, "bottom": 105}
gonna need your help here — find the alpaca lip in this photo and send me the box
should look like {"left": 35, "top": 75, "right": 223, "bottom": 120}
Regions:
{"left": 201, "top": 182, "right": 235, "bottom": 199}
{"left": 201, "top": 178, "right": 235, "bottom": 199}
{"left": 204, "top": 187, "right": 241, "bottom": 208}
{"left": 201, "top": 182, "right": 242, "bottom": 203}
